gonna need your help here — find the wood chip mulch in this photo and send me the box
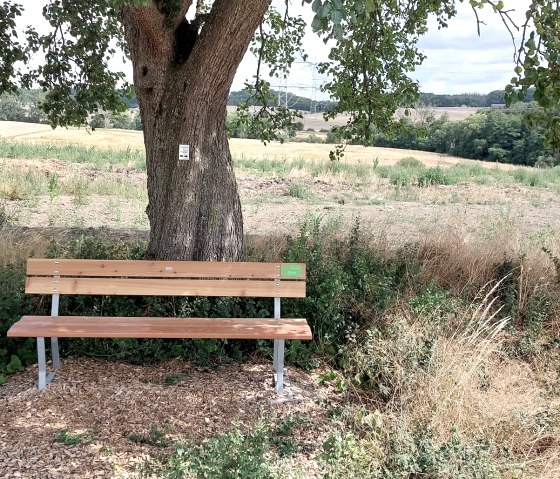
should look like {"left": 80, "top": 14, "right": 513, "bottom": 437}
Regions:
{"left": 0, "top": 358, "right": 339, "bottom": 478}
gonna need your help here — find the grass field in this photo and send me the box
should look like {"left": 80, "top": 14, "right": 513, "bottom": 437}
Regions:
{"left": 0, "top": 120, "right": 511, "bottom": 169}
{"left": 0, "top": 120, "right": 557, "bottom": 238}
{"left": 0, "top": 120, "right": 559, "bottom": 478}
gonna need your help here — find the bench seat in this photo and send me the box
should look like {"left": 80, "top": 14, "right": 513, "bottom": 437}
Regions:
{"left": 8, "top": 316, "right": 312, "bottom": 340}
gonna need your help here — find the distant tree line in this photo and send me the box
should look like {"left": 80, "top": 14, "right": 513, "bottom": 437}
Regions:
{"left": 0, "top": 89, "right": 47, "bottom": 123}
{"left": 0, "top": 88, "right": 538, "bottom": 124}
{"left": 227, "top": 89, "right": 337, "bottom": 113}
{"left": 226, "top": 88, "right": 536, "bottom": 112}
{"left": 418, "top": 89, "right": 535, "bottom": 108}
{"left": 372, "top": 103, "right": 557, "bottom": 167}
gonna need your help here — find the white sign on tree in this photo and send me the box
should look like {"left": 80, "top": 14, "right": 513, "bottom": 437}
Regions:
{"left": 179, "top": 144, "right": 190, "bottom": 161}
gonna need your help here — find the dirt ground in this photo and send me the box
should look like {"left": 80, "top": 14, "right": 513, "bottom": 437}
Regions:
{"left": 2, "top": 157, "right": 559, "bottom": 247}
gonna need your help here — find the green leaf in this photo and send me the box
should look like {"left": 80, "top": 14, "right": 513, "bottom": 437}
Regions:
{"left": 331, "top": 10, "right": 342, "bottom": 25}
{"left": 4, "top": 355, "right": 23, "bottom": 373}
{"left": 363, "top": 0, "right": 376, "bottom": 14}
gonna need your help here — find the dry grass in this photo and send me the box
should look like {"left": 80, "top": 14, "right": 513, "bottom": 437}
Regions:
{"left": 384, "top": 282, "right": 560, "bottom": 478}
{"left": 415, "top": 224, "right": 560, "bottom": 297}
{"left": 0, "top": 228, "right": 51, "bottom": 266}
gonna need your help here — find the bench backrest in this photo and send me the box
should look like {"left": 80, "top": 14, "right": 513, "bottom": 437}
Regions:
{"left": 25, "top": 259, "right": 306, "bottom": 298}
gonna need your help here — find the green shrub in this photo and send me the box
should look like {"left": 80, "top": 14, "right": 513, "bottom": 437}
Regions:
{"left": 388, "top": 169, "right": 414, "bottom": 187}
{"left": 55, "top": 428, "right": 97, "bottom": 446}
{"left": 164, "top": 424, "right": 271, "bottom": 479}
{"left": 417, "top": 166, "right": 453, "bottom": 187}
{"left": 288, "top": 182, "right": 311, "bottom": 199}
{"left": 396, "top": 156, "right": 423, "bottom": 168}
{"left": 0, "top": 264, "right": 41, "bottom": 377}
{"left": 378, "top": 426, "right": 500, "bottom": 479}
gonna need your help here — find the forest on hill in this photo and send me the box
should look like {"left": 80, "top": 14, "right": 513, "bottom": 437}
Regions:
{"left": 0, "top": 88, "right": 537, "bottom": 122}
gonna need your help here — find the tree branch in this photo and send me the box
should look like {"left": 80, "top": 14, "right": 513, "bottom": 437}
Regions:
{"left": 189, "top": 0, "right": 271, "bottom": 98}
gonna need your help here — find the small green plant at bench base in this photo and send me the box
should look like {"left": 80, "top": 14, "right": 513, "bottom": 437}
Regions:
{"left": 125, "top": 424, "right": 171, "bottom": 448}
{"left": 0, "top": 354, "right": 24, "bottom": 384}
{"left": 54, "top": 428, "right": 96, "bottom": 446}
{"left": 164, "top": 373, "right": 188, "bottom": 385}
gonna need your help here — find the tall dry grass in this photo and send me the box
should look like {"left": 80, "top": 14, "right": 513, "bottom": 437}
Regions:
{"left": 0, "top": 228, "right": 51, "bottom": 266}
{"left": 374, "top": 278, "right": 560, "bottom": 478}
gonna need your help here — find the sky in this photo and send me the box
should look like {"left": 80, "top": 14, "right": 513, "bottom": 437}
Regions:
{"left": 230, "top": 0, "right": 532, "bottom": 98}
{"left": 16, "top": 0, "right": 532, "bottom": 98}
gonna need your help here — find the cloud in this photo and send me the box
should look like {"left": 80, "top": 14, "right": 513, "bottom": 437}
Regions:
{"left": 233, "top": 1, "right": 531, "bottom": 96}
{"left": 411, "top": 1, "right": 530, "bottom": 93}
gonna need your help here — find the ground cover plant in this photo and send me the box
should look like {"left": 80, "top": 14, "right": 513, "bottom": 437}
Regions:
{"left": 0, "top": 133, "right": 559, "bottom": 477}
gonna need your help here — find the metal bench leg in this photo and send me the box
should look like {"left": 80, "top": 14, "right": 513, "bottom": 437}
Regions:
{"left": 273, "top": 339, "right": 279, "bottom": 372}
{"left": 51, "top": 337, "right": 60, "bottom": 369}
{"left": 37, "top": 337, "right": 56, "bottom": 391}
{"left": 37, "top": 337, "right": 47, "bottom": 391}
{"left": 51, "top": 293, "right": 60, "bottom": 369}
{"left": 274, "top": 339, "right": 285, "bottom": 394}
{"left": 273, "top": 297, "right": 285, "bottom": 394}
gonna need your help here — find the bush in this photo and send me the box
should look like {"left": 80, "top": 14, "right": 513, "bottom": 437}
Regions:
{"left": 291, "top": 134, "right": 325, "bottom": 144}
{"left": 417, "top": 166, "right": 454, "bottom": 186}
{"left": 396, "top": 156, "right": 423, "bottom": 168}
{"left": 378, "top": 426, "right": 500, "bottom": 479}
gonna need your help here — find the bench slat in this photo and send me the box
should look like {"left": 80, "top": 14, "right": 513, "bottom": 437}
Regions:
{"left": 25, "top": 277, "right": 306, "bottom": 297}
{"left": 8, "top": 316, "right": 312, "bottom": 340}
{"left": 27, "top": 259, "right": 306, "bottom": 280}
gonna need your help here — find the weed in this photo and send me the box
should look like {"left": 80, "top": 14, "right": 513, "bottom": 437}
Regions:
{"left": 396, "top": 156, "right": 423, "bottom": 168}
{"left": 319, "top": 369, "right": 350, "bottom": 393}
{"left": 164, "top": 424, "right": 270, "bottom": 478}
{"left": 125, "top": 424, "right": 170, "bottom": 448}
{"left": 321, "top": 431, "right": 380, "bottom": 478}
{"left": 47, "top": 173, "right": 59, "bottom": 201}
{"left": 378, "top": 426, "right": 500, "bottom": 479}
{"left": 388, "top": 168, "right": 414, "bottom": 187}
{"left": 272, "top": 417, "right": 303, "bottom": 457}
{"left": 164, "top": 373, "right": 187, "bottom": 385}
{"left": 417, "top": 166, "right": 453, "bottom": 186}
{"left": 409, "top": 286, "right": 454, "bottom": 319}
{"left": 100, "top": 444, "right": 114, "bottom": 456}
{"left": 54, "top": 429, "right": 96, "bottom": 446}
{"left": 288, "top": 181, "right": 311, "bottom": 200}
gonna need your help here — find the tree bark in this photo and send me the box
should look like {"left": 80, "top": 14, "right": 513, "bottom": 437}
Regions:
{"left": 121, "top": 0, "right": 270, "bottom": 261}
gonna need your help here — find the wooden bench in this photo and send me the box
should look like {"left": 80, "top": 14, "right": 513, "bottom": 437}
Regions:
{"left": 7, "top": 259, "right": 311, "bottom": 394}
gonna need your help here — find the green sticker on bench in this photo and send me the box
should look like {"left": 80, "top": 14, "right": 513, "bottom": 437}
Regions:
{"left": 280, "top": 264, "right": 303, "bottom": 278}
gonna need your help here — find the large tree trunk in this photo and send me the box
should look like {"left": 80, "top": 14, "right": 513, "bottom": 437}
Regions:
{"left": 121, "top": 0, "right": 270, "bottom": 260}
